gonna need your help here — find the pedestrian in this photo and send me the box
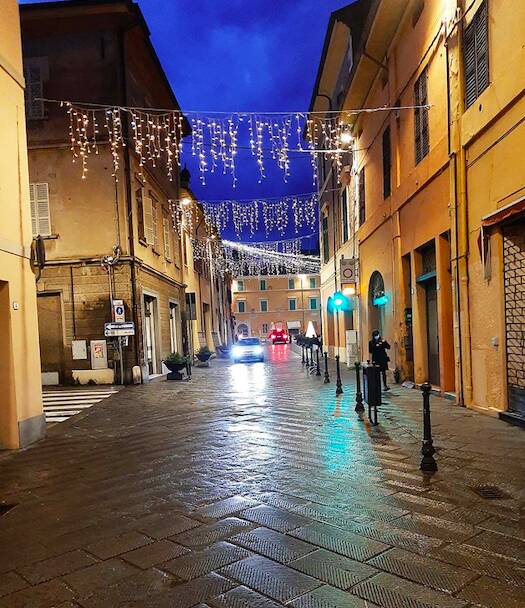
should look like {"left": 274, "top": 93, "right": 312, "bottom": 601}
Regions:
{"left": 368, "top": 330, "right": 391, "bottom": 391}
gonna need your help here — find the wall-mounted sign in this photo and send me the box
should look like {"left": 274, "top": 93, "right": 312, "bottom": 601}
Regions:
{"left": 90, "top": 340, "right": 108, "bottom": 369}
{"left": 340, "top": 258, "right": 359, "bottom": 284}
{"left": 112, "top": 299, "right": 125, "bottom": 322}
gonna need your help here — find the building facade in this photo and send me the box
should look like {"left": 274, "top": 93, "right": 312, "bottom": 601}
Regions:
{"left": 22, "top": 0, "right": 189, "bottom": 384}
{"left": 311, "top": 0, "right": 525, "bottom": 421}
{"left": 0, "top": 0, "right": 45, "bottom": 448}
{"left": 231, "top": 275, "right": 321, "bottom": 339}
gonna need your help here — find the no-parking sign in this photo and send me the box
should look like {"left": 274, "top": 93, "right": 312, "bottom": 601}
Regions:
{"left": 112, "top": 299, "right": 125, "bottom": 322}
{"left": 340, "top": 258, "right": 359, "bottom": 284}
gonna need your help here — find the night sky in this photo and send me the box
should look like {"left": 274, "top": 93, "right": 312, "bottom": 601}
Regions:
{"left": 20, "top": 0, "right": 348, "bottom": 243}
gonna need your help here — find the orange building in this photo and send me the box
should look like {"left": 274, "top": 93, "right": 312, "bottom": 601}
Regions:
{"left": 311, "top": 0, "right": 525, "bottom": 422}
{"left": 231, "top": 275, "right": 321, "bottom": 340}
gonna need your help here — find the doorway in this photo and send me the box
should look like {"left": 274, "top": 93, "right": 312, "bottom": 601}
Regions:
{"left": 504, "top": 220, "right": 525, "bottom": 415}
{"left": 169, "top": 302, "right": 180, "bottom": 354}
{"left": 424, "top": 278, "right": 440, "bottom": 386}
{"left": 37, "top": 293, "right": 64, "bottom": 383}
{"left": 143, "top": 295, "right": 158, "bottom": 375}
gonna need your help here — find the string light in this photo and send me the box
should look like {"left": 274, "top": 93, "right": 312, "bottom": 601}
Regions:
{"left": 45, "top": 98, "right": 429, "bottom": 187}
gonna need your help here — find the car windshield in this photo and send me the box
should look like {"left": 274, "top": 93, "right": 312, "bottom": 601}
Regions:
{"left": 239, "top": 338, "right": 260, "bottom": 346}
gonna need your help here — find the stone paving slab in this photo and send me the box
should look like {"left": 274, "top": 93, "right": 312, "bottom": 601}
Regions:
{"left": 1, "top": 350, "right": 525, "bottom": 606}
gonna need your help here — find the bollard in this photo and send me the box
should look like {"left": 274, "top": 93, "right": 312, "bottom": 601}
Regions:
{"left": 302, "top": 345, "right": 305, "bottom": 365}
{"left": 362, "top": 363, "right": 381, "bottom": 425}
{"left": 420, "top": 382, "right": 438, "bottom": 472}
{"left": 335, "top": 355, "right": 343, "bottom": 395}
{"left": 323, "top": 352, "right": 330, "bottom": 383}
{"left": 355, "top": 361, "right": 364, "bottom": 413}
{"left": 186, "top": 360, "right": 192, "bottom": 381}
{"left": 315, "top": 348, "right": 321, "bottom": 376}
{"left": 305, "top": 346, "right": 310, "bottom": 366}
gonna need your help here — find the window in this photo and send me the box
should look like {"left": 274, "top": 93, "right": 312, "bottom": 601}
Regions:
{"left": 24, "top": 61, "right": 44, "bottom": 120}
{"left": 163, "top": 216, "right": 171, "bottom": 260}
{"left": 288, "top": 298, "right": 297, "bottom": 311}
{"left": 382, "top": 127, "right": 391, "bottom": 198}
{"left": 237, "top": 300, "right": 246, "bottom": 313}
{"left": 309, "top": 277, "right": 316, "bottom": 288}
{"left": 322, "top": 215, "right": 329, "bottom": 262}
{"left": 143, "top": 193, "right": 158, "bottom": 249}
{"left": 358, "top": 168, "right": 366, "bottom": 225}
{"left": 29, "top": 183, "right": 51, "bottom": 237}
{"left": 262, "top": 323, "right": 269, "bottom": 334}
{"left": 414, "top": 67, "right": 429, "bottom": 164}
{"left": 260, "top": 299, "right": 268, "bottom": 312}
{"left": 464, "top": 1, "right": 489, "bottom": 109}
{"left": 341, "top": 189, "right": 349, "bottom": 242}
{"left": 288, "top": 278, "right": 295, "bottom": 289}
{"left": 136, "top": 188, "right": 145, "bottom": 242}
{"left": 237, "top": 280, "right": 244, "bottom": 291}
{"left": 260, "top": 279, "right": 267, "bottom": 291}
{"left": 309, "top": 297, "right": 318, "bottom": 310}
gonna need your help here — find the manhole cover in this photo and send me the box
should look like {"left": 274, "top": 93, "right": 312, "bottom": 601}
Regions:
{"left": 471, "top": 485, "right": 511, "bottom": 500}
{"left": 0, "top": 503, "right": 16, "bottom": 517}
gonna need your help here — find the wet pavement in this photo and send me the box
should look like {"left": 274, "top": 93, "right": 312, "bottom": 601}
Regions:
{"left": 1, "top": 345, "right": 525, "bottom": 608}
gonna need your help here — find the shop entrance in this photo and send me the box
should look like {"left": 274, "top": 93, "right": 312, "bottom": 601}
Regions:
{"left": 504, "top": 220, "right": 525, "bottom": 416}
{"left": 144, "top": 295, "right": 158, "bottom": 375}
{"left": 424, "top": 278, "right": 440, "bottom": 386}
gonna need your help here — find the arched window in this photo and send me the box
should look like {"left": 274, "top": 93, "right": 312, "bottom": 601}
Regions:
{"left": 368, "top": 271, "right": 386, "bottom": 336}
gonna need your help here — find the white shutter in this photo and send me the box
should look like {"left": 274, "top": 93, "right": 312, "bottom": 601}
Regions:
{"left": 29, "top": 183, "right": 38, "bottom": 236}
{"left": 163, "top": 217, "right": 171, "bottom": 259}
{"left": 29, "top": 182, "right": 50, "bottom": 236}
{"left": 143, "top": 195, "right": 154, "bottom": 245}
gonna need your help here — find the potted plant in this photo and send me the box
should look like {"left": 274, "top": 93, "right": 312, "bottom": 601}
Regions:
{"left": 164, "top": 352, "right": 190, "bottom": 375}
{"left": 195, "top": 345, "right": 213, "bottom": 363}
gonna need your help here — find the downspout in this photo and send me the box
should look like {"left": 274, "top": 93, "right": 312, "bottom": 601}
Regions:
{"left": 119, "top": 26, "right": 140, "bottom": 371}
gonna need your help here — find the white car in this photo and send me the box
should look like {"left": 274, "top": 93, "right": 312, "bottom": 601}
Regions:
{"left": 231, "top": 338, "right": 264, "bottom": 363}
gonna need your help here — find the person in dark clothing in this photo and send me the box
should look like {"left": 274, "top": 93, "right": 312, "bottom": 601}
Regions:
{"left": 368, "top": 330, "right": 391, "bottom": 390}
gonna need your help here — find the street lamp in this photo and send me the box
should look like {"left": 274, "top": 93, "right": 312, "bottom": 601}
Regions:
{"left": 299, "top": 274, "right": 306, "bottom": 333}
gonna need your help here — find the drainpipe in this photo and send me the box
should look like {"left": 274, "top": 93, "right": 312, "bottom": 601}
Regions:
{"left": 119, "top": 27, "right": 140, "bottom": 371}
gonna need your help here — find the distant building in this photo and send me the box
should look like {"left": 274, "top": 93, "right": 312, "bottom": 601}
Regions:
{"left": 21, "top": 0, "right": 189, "bottom": 384}
{"left": 311, "top": 0, "right": 525, "bottom": 421}
{"left": 0, "top": 0, "right": 45, "bottom": 448}
{"left": 231, "top": 275, "right": 321, "bottom": 340}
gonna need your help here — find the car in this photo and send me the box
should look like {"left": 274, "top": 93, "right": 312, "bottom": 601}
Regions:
{"left": 269, "top": 329, "right": 289, "bottom": 344}
{"left": 231, "top": 337, "right": 264, "bottom": 363}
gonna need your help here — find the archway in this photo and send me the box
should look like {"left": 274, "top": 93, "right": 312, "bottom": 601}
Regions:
{"left": 368, "top": 271, "right": 386, "bottom": 338}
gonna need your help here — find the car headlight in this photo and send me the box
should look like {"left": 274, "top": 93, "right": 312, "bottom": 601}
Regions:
{"left": 232, "top": 346, "right": 243, "bottom": 357}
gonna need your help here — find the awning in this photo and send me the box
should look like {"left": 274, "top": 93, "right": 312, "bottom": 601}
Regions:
{"left": 481, "top": 195, "right": 525, "bottom": 228}
{"left": 287, "top": 321, "right": 301, "bottom": 329}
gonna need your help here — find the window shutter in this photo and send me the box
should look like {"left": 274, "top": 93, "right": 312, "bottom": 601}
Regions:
{"left": 464, "top": 1, "right": 489, "bottom": 109}
{"left": 143, "top": 195, "right": 154, "bottom": 245}
{"left": 359, "top": 168, "right": 366, "bottom": 225}
{"left": 163, "top": 217, "right": 171, "bottom": 259}
{"left": 414, "top": 68, "right": 429, "bottom": 164}
{"left": 29, "top": 183, "right": 50, "bottom": 236}
{"left": 464, "top": 20, "right": 477, "bottom": 108}
{"left": 151, "top": 199, "right": 158, "bottom": 250}
{"left": 29, "top": 183, "right": 38, "bottom": 236}
{"left": 24, "top": 64, "right": 44, "bottom": 120}
{"left": 382, "top": 127, "right": 391, "bottom": 198}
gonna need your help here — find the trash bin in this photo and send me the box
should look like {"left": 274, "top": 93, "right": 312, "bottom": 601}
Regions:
{"left": 362, "top": 363, "right": 381, "bottom": 425}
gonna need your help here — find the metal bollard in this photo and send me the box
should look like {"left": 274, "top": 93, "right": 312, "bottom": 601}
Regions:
{"left": 323, "top": 352, "right": 330, "bottom": 383}
{"left": 362, "top": 363, "right": 381, "bottom": 425}
{"left": 420, "top": 382, "right": 438, "bottom": 472}
{"left": 315, "top": 348, "right": 321, "bottom": 376}
{"left": 355, "top": 361, "right": 364, "bottom": 413}
{"left": 305, "top": 346, "right": 310, "bottom": 366}
{"left": 301, "top": 345, "right": 305, "bottom": 364}
{"left": 335, "top": 355, "right": 343, "bottom": 395}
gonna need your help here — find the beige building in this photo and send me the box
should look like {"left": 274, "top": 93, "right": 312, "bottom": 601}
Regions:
{"left": 22, "top": 0, "right": 188, "bottom": 384}
{"left": 231, "top": 275, "right": 321, "bottom": 339}
{"left": 0, "top": 0, "right": 45, "bottom": 448}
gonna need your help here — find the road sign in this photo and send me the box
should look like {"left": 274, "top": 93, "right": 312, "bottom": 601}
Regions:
{"left": 340, "top": 258, "right": 359, "bottom": 284}
{"left": 112, "top": 299, "right": 125, "bottom": 322}
{"left": 104, "top": 321, "right": 135, "bottom": 337}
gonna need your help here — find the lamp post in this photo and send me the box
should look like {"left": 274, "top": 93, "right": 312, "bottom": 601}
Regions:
{"left": 332, "top": 291, "right": 346, "bottom": 396}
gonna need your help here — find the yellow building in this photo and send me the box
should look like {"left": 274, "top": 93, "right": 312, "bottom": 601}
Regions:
{"left": 179, "top": 167, "right": 234, "bottom": 355}
{"left": 311, "top": 0, "right": 525, "bottom": 422}
{"left": 231, "top": 275, "right": 321, "bottom": 339}
{"left": 21, "top": 0, "right": 188, "bottom": 384}
{"left": 0, "top": 0, "right": 45, "bottom": 448}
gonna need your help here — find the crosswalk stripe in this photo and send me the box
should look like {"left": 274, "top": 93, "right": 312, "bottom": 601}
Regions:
{"left": 43, "top": 386, "right": 120, "bottom": 424}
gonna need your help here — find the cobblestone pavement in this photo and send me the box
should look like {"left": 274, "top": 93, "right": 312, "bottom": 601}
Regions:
{"left": 1, "top": 345, "right": 525, "bottom": 608}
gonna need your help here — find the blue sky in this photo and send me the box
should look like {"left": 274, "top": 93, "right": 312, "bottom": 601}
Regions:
{"left": 20, "top": 0, "right": 347, "bottom": 242}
